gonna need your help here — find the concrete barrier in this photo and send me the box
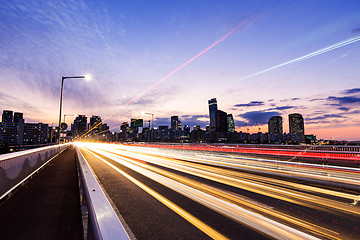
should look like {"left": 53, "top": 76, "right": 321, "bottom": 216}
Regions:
{"left": 0, "top": 144, "right": 69, "bottom": 200}
{"left": 75, "top": 147, "right": 131, "bottom": 240}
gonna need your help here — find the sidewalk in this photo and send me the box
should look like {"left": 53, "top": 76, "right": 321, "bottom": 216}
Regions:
{"left": 0, "top": 146, "right": 83, "bottom": 240}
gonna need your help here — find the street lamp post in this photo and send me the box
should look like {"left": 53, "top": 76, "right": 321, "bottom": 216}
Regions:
{"left": 62, "top": 114, "right": 77, "bottom": 142}
{"left": 144, "top": 112, "right": 154, "bottom": 142}
{"left": 58, "top": 76, "right": 90, "bottom": 144}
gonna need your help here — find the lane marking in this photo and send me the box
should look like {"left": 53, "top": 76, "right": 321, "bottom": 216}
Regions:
{"left": 81, "top": 147, "right": 229, "bottom": 240}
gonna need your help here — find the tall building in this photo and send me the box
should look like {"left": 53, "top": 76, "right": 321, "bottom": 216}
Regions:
{"left": 183, "top": 125, "right": 190, "bottom": 137}
{"left": 0, "top": 110, "right": 50, "bottom": 145}
{"left": 13, "top": 112, "right": 23, "bottom": 123}
{"left": 23, "top": 123, "right": 48, "bottom": 145}
{"left": 268, "top": 116, "right": 283, "bottom": 134}
{"left": 2, "top": 110, "right": 13, "bottom": 122}
{"left": 89, "top": 115, "right": 102, "bottom": 134}
{"left": 120, "top": 122, "right": 129, "bottom": 140}
{"left": 216, "top": 110, "right": 228, "bottom": 133}
{"left": 208, "top": 98, "right": 218, "bottom": 132}
{"left": 158, "top": 126, "right": 170, "bottom": 140}
{"left": 0, "top": 122, "right": 23, "bottom": 145}
{"left": 171, "top": 116, "right": 178, "bottom": 130}
{"left": 71, "top": 115, "right": 87, "bottom": 138}
{"left": 289, "top": 113, "right": 304, "bottom": 135}
{"left": 227, "top": 114, "right": 235, "bottom": 133}
{"left": 171, "top": 116, "right": 181, "bottom": 131}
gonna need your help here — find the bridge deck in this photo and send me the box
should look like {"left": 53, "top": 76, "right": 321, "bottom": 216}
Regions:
{"left": 0, "top": 146, "right": 83, "bottom": 240}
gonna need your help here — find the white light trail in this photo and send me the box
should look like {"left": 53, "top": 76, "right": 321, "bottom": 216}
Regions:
{"left": 236, "top": 35, "right": 360, "bottom": 81}
{"left": 82, "top": 145, "right": 321, "bottom": 240}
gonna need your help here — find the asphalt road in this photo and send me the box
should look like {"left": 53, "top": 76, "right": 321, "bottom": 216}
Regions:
{"left": 0, "top": 146, "right": 83, "bottom": 240}
{"left": 78, "top": 143, "right": 360, "bottom": 240}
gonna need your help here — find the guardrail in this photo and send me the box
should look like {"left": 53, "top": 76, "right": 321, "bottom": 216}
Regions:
{"left": 75, "top": 147, "right": 131, "bottom": 240}
{"left": 0, "top": 144, "right": 69, "bottom": 200}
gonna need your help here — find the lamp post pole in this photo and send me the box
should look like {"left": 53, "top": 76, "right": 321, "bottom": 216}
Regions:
{"left": 58, "top": 76, "right": 89, "bottom": 144}
{"left": 144, "top": 112, "right": 154, "bottom": 142}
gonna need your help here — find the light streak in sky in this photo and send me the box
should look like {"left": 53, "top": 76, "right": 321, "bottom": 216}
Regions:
{"left": 123, "top": 11, "right": 261, "bottom": 107}
{"left": 81, "top": 10, "right": 262, "bottom": 139}
{"left": 235, "top": 35, "right": 360, "bottom": 81}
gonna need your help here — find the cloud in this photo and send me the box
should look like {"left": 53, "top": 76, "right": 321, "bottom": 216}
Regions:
{"left": 324, "top": 103, "right": 341, "bottom": 106}
{"left": 235, "top": 120, "right": 246, "bottom": 128}
{"left": 353, "top": 28, "right": 360, "bottom": 33}
{"left": 154, "top": 117, "right": 171, "bottom": 127}
{"left": 341, "top": 88, "right": 360, "bottom": 95}
{"left": 327, "top": 96, "right": 360, "bottom": 104}
{"left": 306, "top": 114, "right": 346, "bottom": 121}
{"left": 280, "top": 97, "right": 300, "bottom": 102}
{"left": 238, "top": 110, "right": 280, "bottom": 126}
{"left": 180, "top": 114, "right": 209, "bottom": 128}
{"left": 234, "top": 101, "right": 264, "bottom": 107}
{"left": 266, "top": 105, "right": 296, "bottom": 111}
{"left": 338, "top": 107, "right": 350, "bottom": 111}
{"left": 309, "top": 98, "right": 324, "bottom": 102}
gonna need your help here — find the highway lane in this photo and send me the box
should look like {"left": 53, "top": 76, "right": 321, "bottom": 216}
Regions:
{"left": 76, "top": 142, "right": 360, "bottom": 239}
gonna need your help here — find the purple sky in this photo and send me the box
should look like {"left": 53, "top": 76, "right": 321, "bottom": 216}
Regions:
{"left": 1, "top": 0, "right": 360, "bottom": 140}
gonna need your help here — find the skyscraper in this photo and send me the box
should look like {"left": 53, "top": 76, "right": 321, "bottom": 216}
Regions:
{"left": 2, "top": 110, "right": 13, "bottom": 122}
{"left": 268, "top": 116, "right": 283, "bottom": 134}
{"left": 71, "top": 115, "right": 87, "bottom": 138}
{"left": 216, "top": 110, "right": 228, "bottom": 133}
{"left": 208, "top": 98, "right": 217, "bottom": 132}
{"left": 90, "top": 115, "right": 102, "bottom": 134}
{"left": 289, "top": 113, "right": 304, "bottom": 135}
{"left": 120, "top": 122, "right": 129, "bottom": 140}
{"left": 171, "top": 116, "right": 180, "bottom": 130}
{"left": 227, "top": 114, "right": 235, "bottom": 133}
{"left": 13, "top": 112, "right": 23, "bottom": 123}
{"left": 183, "top": 124, "right": 190, "bottom": 137}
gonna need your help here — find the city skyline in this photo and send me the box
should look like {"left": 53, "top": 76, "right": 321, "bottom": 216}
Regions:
{"left": 1, "top": 1, "right": 360, "bottom": 140}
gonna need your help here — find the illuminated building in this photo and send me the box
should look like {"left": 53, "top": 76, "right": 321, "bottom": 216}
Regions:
{"left": 183, "top": 125, "right": 190, "bottom": 137}
{"left": 171, "top": 116, "right": 179, "bottom": 130}
{"left": 0, "top": 110, "right": 49, "bottom": 145}
{"left": 23, "top": 123, "right": 48, "bottom": 145}
{"left": 89, "top": 115, "right": 102, "bottom": 134}
{"left": 289, "top": 113, "right": 304, "bottom": 135}
{"left": 2, "top": 110, "right": 13, "bottom": 122}
{"left": 71, "top": 115, "right": 87, "bottom": 138}
{"left": 0, "top": 110, "right": 24, "bottom": 145}
{"left": 13, "top": 112, "right": 23, "bottom": 123}
{"left": 208, "top": 98, "right": 217, "bottom": 132}
{"left": 120, "top": 122, "right": 130, "bottom": 140}
{"left": 289, "top": 113, "right": 305, "bottom": 143}
{"left": 268, "top": 116, "right": 283, "bottom": 134}
{"left": 0, "top": 122, "right": 22, "bottom": 145}
{"left": 227, "top": 114, "right": 235, "bottom": 133}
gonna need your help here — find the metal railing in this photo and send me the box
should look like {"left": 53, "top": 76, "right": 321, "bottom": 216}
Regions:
{"left": 0, "top": 144, "right": 69, "bottom": 200}
{"left": 75, "top": 147, "right": 131, "bottom": 240}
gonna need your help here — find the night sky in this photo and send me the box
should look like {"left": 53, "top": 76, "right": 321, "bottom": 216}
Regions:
{"left": 1, "top": 0, "right": 360, "bottom": 140}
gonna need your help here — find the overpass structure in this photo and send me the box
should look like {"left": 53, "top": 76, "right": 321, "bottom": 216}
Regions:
{"left": 0, "top": 143, "right": 359, "bottom": 239}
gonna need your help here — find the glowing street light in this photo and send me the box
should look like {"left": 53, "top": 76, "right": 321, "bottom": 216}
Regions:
{"left": 58, "top": 75, "right": 90, "bottom": 144}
